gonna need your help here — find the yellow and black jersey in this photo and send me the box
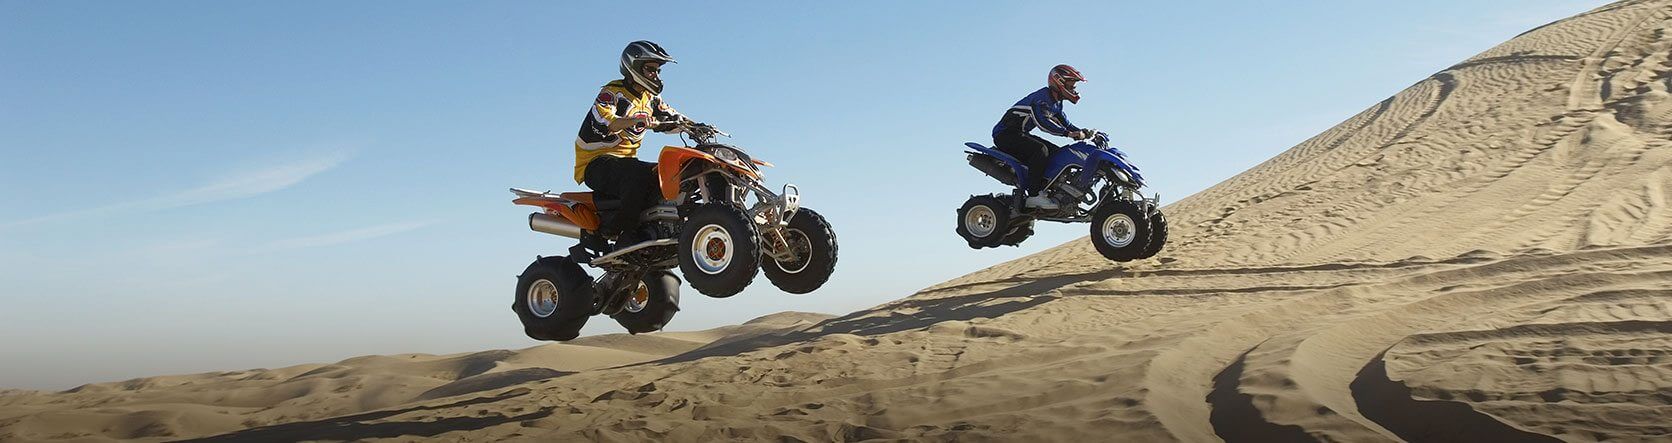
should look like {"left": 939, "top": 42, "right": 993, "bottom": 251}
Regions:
{"left": 573, "top": 80, "right": 681, "bottom": 183}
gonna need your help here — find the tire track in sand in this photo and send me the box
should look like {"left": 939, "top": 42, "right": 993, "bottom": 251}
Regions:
{"left": 1308, "top": 7, "right": 1666, "bottom": 263}
{"left": 1258, "top": 73, "right": 1458, "bottom": 265}
{"left": 1350, "top": 351, "right": 1562, "bottom": 443}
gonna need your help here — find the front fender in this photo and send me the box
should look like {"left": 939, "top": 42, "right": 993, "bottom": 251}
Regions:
{"left": 659, "top": 146, "right": 767, "bottom": 201}
{"left": 658, "top": 146, "right": 714, "bottom": 201}
{"left": 1090, "top": 149, "right": 1145, "bottom": 186}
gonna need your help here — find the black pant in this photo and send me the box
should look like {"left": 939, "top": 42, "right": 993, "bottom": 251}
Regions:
{"left": 582, "top": 155, "right": 660, "bottom": 235}
{"left": 993, "top": 130, "right": 1058, "bottom": 193}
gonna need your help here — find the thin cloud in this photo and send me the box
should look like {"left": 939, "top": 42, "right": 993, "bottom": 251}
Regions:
{"left": 0, "top": 151, "right": 351, "bottom": 229}
{"left": 154, "top": 152, "right": 351, "bottom": 209}
{"left": 256, "top": 220, "right": 436, "bottom": 253}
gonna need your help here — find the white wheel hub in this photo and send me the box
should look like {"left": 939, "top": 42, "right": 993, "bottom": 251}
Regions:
{"left": 1101, "top": 213, "right": 1137, "bottom": 248}
{"left": 965, "top": 204, "right": 998, "bottom": 238}
{"left": 527, "top": 279, "right": 559, "bottom": 318}
{"left": 693, "top": 224, "right": 734, "bottom": 275}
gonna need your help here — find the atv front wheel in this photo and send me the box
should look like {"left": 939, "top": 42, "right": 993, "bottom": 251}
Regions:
{"left": 611, "top": 271, "right": 681, "bottom": 334}
{"left": 1090, "top": 200, "right": 1153, "bottom": 262}
{"left": 956, "top": 194, "right": 1013, "bottom": 249}
{"left": 512, "top": 256, "right": 594, "bottom": 341}
{"left": 679, "top": 204, "right": 761, "bottom": 298}
{"left": 762, "top": 208, "right": 838, "bottom": 294}
{"left": 1137, "top": 208, "right": 1168, "bottom": 259}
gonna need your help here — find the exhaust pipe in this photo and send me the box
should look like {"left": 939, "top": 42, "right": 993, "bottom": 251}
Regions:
{"left": 529, "top": 213, "right": 583, "bottom": 238}
{"left": 967, "top": 153, "right": 1018, "bottom": 187}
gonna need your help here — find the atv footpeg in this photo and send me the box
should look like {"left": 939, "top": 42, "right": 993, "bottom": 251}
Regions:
{"left": 591, "top": 238, "right": 678, "bottom": 268}
{"left": 570, "top": 245, "right": 596, "bottom": 264}
{"left": 570, "top": 234, "right": 610, "bottom": 265}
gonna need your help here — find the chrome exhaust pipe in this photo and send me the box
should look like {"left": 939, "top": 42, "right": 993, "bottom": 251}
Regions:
{"left": 529, "top": 213, "right": 583, "bottom": 238}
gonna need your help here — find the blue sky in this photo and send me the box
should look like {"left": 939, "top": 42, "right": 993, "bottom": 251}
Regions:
{"left": 0, "top": 0, "right": 1608, "bottom": 389}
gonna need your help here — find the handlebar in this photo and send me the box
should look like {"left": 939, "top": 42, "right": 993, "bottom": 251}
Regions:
{"left": 653, "top": 120, "right": 728, "bottom": 140}
{"left": 1075, "top": 129, "right": 1110, "bottom": 148}
{"left": 1091, "top": 131, "right": 1110, "bottom": 148}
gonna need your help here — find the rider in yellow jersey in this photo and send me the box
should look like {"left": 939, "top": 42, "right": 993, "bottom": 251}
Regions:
{"left": 572, "top": 41, "right": 687, "bottom": 242}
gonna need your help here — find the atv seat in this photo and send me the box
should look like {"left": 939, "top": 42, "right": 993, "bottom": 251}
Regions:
{"left": 964, "top": 143, "right": 1023, "bottom": 165}
{"left": 559, "top": 192, "right": 622, "bottom": 211}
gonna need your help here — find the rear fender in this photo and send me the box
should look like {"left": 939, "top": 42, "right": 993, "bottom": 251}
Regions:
{"left": 512, "top": 195, "right": 601, "bottom": 231}
{"left": 555, "top": 203, "right": 601, "bottom": 231}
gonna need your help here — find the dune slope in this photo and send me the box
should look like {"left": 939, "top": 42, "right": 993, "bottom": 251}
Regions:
{"left": 0, "top": 313, "right": 829, "bottom": 442}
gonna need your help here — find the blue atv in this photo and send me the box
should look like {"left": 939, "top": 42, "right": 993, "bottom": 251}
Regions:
{"left": 957, "top": 132, "right": 1167, "bottom": 261}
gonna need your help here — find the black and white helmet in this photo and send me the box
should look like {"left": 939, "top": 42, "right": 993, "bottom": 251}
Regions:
{"left": 619, "top": 40, "right": 675, "bottom": 94}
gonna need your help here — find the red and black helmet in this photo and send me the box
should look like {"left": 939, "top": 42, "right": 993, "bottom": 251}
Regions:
{"left": 1048, "top": 64, "right": 1085, "bottom": 104}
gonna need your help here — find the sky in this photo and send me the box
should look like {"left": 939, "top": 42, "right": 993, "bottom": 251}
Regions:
{"left": 0, "top": 0, "right": 1611, "bottom": 389}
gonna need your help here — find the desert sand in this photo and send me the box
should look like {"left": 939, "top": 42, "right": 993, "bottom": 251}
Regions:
{"left": 5, "top": 1, "right": 1672, "bottom": 441}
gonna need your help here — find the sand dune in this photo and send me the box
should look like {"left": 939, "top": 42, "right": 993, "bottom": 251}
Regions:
{"left": 0, "top": 313, "right": 828, "bottom": 441}
{"left": 5, "top": 1, "right": 1672, "bottom": 441}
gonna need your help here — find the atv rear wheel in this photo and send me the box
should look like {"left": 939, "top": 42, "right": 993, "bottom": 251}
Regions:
{"left": 762, "top": 208, "right": 838, "bottom": 294}
{"left": 1090, "top": 200, "right": 1153, "bottom": 262}
{"left": 611, "top": 271, "right": 681, "bottom": 334}
{"left": 1000, "top": 216, "right": 1035, "bottom": 246}
{"left": 679, "top": 204, "right": 761, "bottom": 298}
{"left": 512, "top": 256, "right": 594, "bottom": 341}
{"left": 956, "top": 194, "right": 1013, "bottom": 249}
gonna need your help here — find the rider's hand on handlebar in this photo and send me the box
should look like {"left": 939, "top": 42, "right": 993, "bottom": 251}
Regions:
{"left": 1071, "top": 129, "right": 1092, "bottom": 140}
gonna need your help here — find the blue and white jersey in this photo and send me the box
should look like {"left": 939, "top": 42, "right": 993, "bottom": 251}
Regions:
{"left": 993, "top": 87, "right": 1081, "bottom": 138}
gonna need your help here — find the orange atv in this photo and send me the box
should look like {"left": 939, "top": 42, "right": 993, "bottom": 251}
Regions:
{"left": 508, "top": 121, "right": 837, "bottom": 341}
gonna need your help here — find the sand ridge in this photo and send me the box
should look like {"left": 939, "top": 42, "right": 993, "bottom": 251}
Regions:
{"left": 4, "top": 1, "right": 1672, "bottom": 441}
{"left": 0, "top": 313, "right": 829, "bottom": 441}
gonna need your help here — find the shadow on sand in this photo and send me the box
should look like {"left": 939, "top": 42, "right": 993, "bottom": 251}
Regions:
{"left": 185, "top": 269, "right": 1123, "bottom": 441}
{"left": 1351, "top": 350, "right": 1560, "bottom": 443}
{"left": 180, "top": 388, "right": 553, "bottom": 443}
{"left": 653, "top": 268, "right": 1127, "bottom": 365}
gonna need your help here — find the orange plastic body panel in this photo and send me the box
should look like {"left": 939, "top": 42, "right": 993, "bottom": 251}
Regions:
{"left": 554, "top": 205, "right": 600, "bottom": 231}
{"left": 512, "top": 193, "right": 601, "bottom": 231}
{"left": 657, "top": 146, "right": 716, "bottom": 200}
{"left": 726, "top": 162, "right": 761, "bottom": 180}
{"left": 655, "top": 146, "right": 770, "bottom": 200}
{"left": 559, "top": 192, "right": 595, "bottom": 206}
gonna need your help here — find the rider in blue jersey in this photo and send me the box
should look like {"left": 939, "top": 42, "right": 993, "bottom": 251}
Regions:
{"left": 992, "top": 64, "right": 1095, "bottom": 210}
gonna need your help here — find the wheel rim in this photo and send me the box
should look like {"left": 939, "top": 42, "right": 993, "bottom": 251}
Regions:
{"left": 772, "top": 228, "right": 813, "bottom": 274}
{"left": 964, "top": 204, "right": 998, "bottom": 238}
{"left": 527, "top": 279, "right": 559, "bottom": 318}
{"left": 692, "top": 223, "right": 734, "bottom": 274}
{"left": 1101, "top": 213, "right": 1137, "bottom": 248}
{"left": 623, "top": 282, "right": 649, "bottom": 314}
